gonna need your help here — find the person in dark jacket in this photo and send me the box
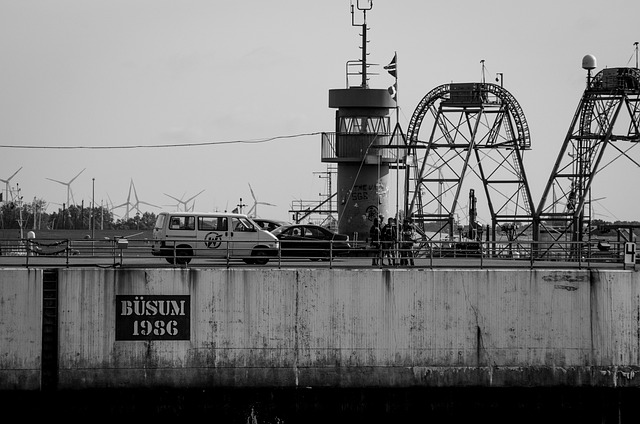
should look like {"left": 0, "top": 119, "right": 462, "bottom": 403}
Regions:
{"left": 369, "top": 217, "right": 382, "bottom": 266}
{"left": 400, "top": 219, "right": 415, "bottom": 266}
{"left": 381, "top": 217, "right": 397, "bottom": 266}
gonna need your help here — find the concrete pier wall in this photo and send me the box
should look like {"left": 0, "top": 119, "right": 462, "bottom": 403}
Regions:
{"left": 0, "top": 269, "right": 42, "bottom": 389}
{"left": 1, "top": 267, "right": 639, "bottom": 390}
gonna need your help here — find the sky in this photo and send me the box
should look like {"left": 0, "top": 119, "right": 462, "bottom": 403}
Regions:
{"left": 1, "top": 0, "right": 639, "bottom": 225}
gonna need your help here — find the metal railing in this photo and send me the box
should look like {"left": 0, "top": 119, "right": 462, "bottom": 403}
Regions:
{"left": 1, "top": 236, "right": 637, "bottom": 270}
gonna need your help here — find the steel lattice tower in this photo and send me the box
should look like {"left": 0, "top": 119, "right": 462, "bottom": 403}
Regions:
{"left": 535, "top": 66, "right": 640, "bottom": 255}
{"left": 405, "top": 82, "right": 535, "bottom": 243}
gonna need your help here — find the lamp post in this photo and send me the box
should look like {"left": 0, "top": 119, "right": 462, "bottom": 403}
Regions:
{"left": 16, "top": 183, "right": 24, "bottom": 239}
{"left": 91, "top": 178, "right": 95, "bottom": 239}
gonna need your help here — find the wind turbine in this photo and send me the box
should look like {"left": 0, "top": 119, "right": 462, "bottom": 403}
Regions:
{"left": 164, "top": 190, "right": 205, "bottom": 212}
{"left": 128, "top": 179, "right": 159, "bottom": 217}
{"left": 106, "top": 193, "right": 127, "bottom": 219}
{"left": 46, "top": 168, "right": 85, "bottom": 207}
{"left": 0, "top": 167, "right": 22, "bottom": 202}
{"left": 246, "top": 183, "right": 276, "bottom": 218}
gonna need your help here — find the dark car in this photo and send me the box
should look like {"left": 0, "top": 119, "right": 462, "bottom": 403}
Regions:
{"left": 271, "top": 224, "right": 351, "bottom": 260}
{"left": 251, "top": 218, "right": 290, "bottom": 232}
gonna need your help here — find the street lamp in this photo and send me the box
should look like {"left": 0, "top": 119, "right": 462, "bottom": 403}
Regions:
{"left": 91, "top": 178, "right": 95, "bottom": 239}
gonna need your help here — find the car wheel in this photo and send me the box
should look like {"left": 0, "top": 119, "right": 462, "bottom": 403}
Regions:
{"left": 175, "top": 246, "right": 192, "bottom": 265}
{"left": 251, "top": 248, "right": 269, "bottom": 265}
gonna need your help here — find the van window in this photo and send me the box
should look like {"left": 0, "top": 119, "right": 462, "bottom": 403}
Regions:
{"left": 169, "top": 216, "right": 195, "bottom": 230}
{"left": 199, "top": 216, "right": 227, "bottom": 231}
{"left": 154, "top": 214, "right": 166, "bottom": 230}
{"left": 232, "top": 217, "right": 255, "bottom": 232}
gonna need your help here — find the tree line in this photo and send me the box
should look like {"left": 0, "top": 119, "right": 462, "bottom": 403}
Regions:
{"left": 0, "top": 198, "right": 157, "bottom": 231}
{"left": 1, "top": 197, "right": 638, "bottom": 236}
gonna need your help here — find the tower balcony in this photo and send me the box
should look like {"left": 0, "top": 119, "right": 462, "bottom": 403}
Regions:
{"left": 321, "top": 132, "right": 406, "bottom": 165}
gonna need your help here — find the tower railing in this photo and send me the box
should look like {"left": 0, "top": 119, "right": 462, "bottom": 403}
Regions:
{"left": 321, "top": 132, "right": 401, "bottom": 163}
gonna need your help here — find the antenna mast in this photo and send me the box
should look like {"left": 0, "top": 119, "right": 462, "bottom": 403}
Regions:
{"left": 635, "top": 41, "right": 639, "bottom": 69}
{"left": 351, "top": 0, "right": 373, "bottom": 88}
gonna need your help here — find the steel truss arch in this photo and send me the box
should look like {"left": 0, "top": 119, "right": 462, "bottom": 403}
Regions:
{"left": 535, "top": 67, "right": 640, "bottom": 253}
{"left": 404, "top": 82, "right": 535, "bottom": 245}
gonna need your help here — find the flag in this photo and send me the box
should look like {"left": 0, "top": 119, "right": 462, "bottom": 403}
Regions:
{"left": 388, "top": 82, "right": 397, "bottom": 101}
{"left": 232, "top": 207, "right": 238, "bottom": 214}
{"left": 384, "top": 53, "right": 397, "bottom": 78}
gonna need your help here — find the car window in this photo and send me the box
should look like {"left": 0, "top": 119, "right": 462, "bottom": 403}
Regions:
{"left": 271, "top": 226, "right": 285, "bottom": 236}
{"left": 199, "top": 217, "right": 214, "bottom": 230}
{"left": 154, "top": 214, "right": 166, "bottom": 230}
{"left": 199, "top": 216, "right": 226, "bottom": 231}
{"left": 169, "top": 216, "right": 195, "bottom": 231}
{"left": 233, "top": 217, "right": 255, "bottom": 232}
{"left": 233, "top": 218, "right": 246, "bottom": 231}
{"left": 306, "top": 227, "right": 323, "bottom": 238}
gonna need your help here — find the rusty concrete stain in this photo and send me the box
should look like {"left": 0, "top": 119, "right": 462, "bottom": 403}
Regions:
{"left": 542, "top": 273, "right": 589, "bottom": 283}
{"left": 553, "top": 284, "right": 578, "bottom": 291}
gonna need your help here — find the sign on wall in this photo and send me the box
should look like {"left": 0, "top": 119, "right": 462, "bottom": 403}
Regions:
{"left": 116, "top": 295, "right": 190, "bottom": 341}
{"left": 624, "top": 242, "right": 637, "bottom": 267}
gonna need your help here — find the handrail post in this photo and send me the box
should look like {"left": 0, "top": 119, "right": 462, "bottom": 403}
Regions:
{"left": 172, "top": 241, "right": 176, "bottom": 266}
{"left": 578, "top": 241, "right": 582, "bottom": 269}
{"left": 429, "top": 241, "right": 433, "bottom": 268}
{"left": 24, "top": 239, "right": 29, "bottom": 268}
{"left": 226, "top": 239, "right": 230, "bottom": 268}
{"left": 530, "top": 240, "right": 534, "bottom": 268}
{"left": 329, "top": 241, "right": 333, "bottom": 269}
{"left": 277, "top": 241, "right": 282, "bottom": 269}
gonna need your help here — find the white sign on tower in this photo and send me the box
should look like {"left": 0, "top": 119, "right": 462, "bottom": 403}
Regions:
{"left": 624, "top": 242, "right": 637, "bottom": 268}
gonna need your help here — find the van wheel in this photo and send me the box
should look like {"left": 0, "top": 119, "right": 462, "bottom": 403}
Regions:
{"left": 251, "top": 248, "right": 269, "bottom": 265}
{"left": 175, "top": 246, "right": 193, "bottom": 265}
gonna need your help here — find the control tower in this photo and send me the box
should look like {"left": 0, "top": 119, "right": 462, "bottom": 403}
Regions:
{"left": 320, "top": 1, "right": 399, "bottom": 240}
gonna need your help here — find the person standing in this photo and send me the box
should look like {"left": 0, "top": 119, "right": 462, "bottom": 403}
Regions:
{"left": 381, "top": 217, "right": 397, "bottom": 266}
{"left": 369, "top": 217, "right": 382, "bottom": 266}
{"left": 400, "top": 219, "right": 415, "bottom": 266}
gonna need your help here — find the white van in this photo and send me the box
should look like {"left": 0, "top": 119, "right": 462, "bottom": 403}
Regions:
{"left": 151, "top": 211, "right": 279, "bottom": 265}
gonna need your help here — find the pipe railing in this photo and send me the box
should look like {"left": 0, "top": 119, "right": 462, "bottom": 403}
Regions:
{"left": 0, "top": 237, "right": 636, "bottom": 270}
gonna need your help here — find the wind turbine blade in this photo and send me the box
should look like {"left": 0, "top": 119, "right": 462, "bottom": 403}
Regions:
{"left": 69, "top": 168, "right": 86, "bottom": 184}
{"left": 46, "top": 178, "right": 66, "bottom": 185}
{"left": 131, "top": 180, "right": 139, "bottom": 202}
{"left": 7, "top": 167, "right": 22, "bottom": 180}
{"left": 248, "top": 183, "right": 256, "bottom": 201}
{"left": 258, "top": 201, "right": 276, "bottom": 207}
{"left": 110, "top": 201, "right": 128, "bottom": 211}
{"left": 185, "top": 189, "right": 205, "bottom": 203}
{"left": 139, "top": 200, "right": 159, "bottom": 208}
{"left": 126, "top": 180, "right": 133, "bottom": 203}
{"left": 164, "top": 193, "right": 182, "bottom": 202}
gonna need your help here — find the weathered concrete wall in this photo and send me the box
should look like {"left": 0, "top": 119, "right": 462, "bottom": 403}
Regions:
{"left": 0, "top": 269, "right": 42, "bottom": 390}
{"left": 2, "top": 267, "right": 640, "bottom": 390}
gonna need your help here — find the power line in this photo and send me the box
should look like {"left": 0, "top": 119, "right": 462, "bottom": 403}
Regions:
{"left": 0, "top": 132, "right": 323, "bottom": 150}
